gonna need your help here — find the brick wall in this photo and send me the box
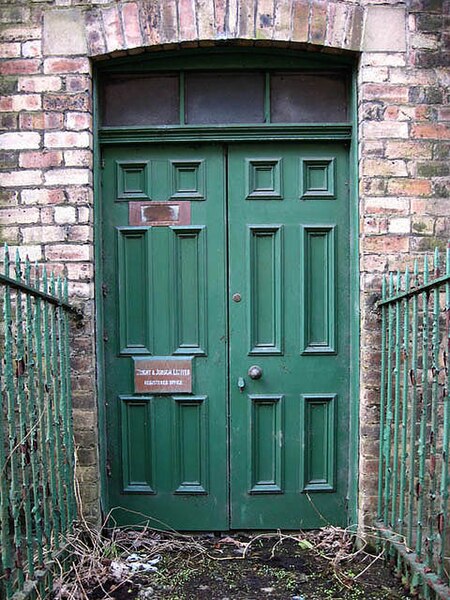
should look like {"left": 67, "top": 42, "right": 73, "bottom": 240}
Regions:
{"left": 0, "top": 0, "right": 448, "bottom": 527}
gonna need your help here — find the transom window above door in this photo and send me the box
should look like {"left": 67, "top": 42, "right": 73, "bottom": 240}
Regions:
{"left": 100, "top": 70, "right": 349, "bottom": 127}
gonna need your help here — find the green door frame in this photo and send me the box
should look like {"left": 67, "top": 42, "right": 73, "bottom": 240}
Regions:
{"left": 93, "top": 47, "right": 360, "bottom": 528}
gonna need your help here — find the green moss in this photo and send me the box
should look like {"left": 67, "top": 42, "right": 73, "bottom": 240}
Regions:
{"left": 418, "top": 163, "right": 450, "bottom": 178}
{"left": 412, "top": 221, "right": 427, "bottom": 233}
{"left": 0, "top": 77, "right": 17, "bottom": 95}
{"left": 418, "top": 236, "right": 447, "bottom": 253}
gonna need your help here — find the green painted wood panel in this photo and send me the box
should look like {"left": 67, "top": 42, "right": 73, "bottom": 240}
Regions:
{"left": 102, "top": 141, "right": 350, "bottom": 530}
{"left": 171, "top": 228, "right": 206, "bottom": 355}
{"left": 250, "top": 395, "right": 284, "bottom": 494}
{"left": 174, "top": 396, "right": 208, "bottom": 494}
{"left": 301, "top": 226, "right": 336, "bottom": 354}
{"left": 120, "top": 396, "right": 154, "bottom": 493}
{"left": 249, "top": 227, "right": 282, "bottom": 354}
{"left": 302, "top": 394, "right": 336, "bottom": 492}
{"left": 228, "top": 142, "right": 349, "bottom": 529}
{"left": 102, "top": 144, "right": 228, "bottom": 530}
{"left": 117, "top": 228, "right": 152, "bottom": 354}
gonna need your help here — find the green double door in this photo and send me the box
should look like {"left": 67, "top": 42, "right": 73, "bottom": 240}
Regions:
{"left": 102, "top": 142, "right": 351, "bottom": 530}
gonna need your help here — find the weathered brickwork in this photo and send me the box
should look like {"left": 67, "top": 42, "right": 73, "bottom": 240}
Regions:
{"left": 0, "top": 0, "right": 448, "bottom": 528}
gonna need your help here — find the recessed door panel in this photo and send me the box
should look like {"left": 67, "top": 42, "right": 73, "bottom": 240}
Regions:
{"left": 102, "top": 141, "right": 350, "bottom": 530}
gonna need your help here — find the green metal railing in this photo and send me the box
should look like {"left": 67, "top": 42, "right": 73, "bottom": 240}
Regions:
{"left": 377, "top": 246, "right": 450, "bottom": 599}
{"left": 0, "top": 248, "right": 77, "bottom": 599}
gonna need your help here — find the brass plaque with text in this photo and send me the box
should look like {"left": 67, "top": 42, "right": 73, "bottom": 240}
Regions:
{"left": 129, "top": 201, "right": 191, "bottom": 226}
{"left": 134, "top": 357, "right": 193, "bottom": 394}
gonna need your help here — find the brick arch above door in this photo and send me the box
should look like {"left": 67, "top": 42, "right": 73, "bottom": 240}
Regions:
{"left": 80, "top": 1, "right": 364, "bottom": 58}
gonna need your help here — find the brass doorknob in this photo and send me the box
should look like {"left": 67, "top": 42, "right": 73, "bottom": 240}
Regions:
{"left": 248, "top": 365, "right": 263, "bottom": 380}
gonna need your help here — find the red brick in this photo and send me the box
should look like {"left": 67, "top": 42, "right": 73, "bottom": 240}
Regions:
{"left": 102, "top": 6, "right": 124, "bottom": 53}
{"left": 364, "top": 236, "right": 409, "bottom": 253}
{"left": 68, "top": 225, "right": 92, "bottom": 243}
{"left": 0, "top": 97, "right": 13, "bottom": 111}
{"left": 19, "top": 112, "right": 63, "bottom": 130}
{"left": 0, "top": 42, "right": 20, "bottom": 57}
{"left": 0, "top": 59, "right": 40, "bottom": 75}
{"left": 19, "top": 150, "right": 63, "bottom": 168}
{"left": 45, "top": 244, "right": 91, "bottom": 262}
{"left": 179, "top": 0, "right": 197, "bottom": 41}
{"left": 214, "top": 0, "right": 227, "bottom": 36}
{"left": 384, "top": 106, "right": 400, "bottom": 120}
{"left": 411, "top": 123, "right": 450, "bottom": 140}
{"left": 43, "top": 93, "right": 90, "bottom": 112}
{"left": 66, "top": 75, "right": 91, "bottom": 93}
{"left": 121, "top": 2, "right": 143, "bottom": 48}
{"left": 85, "top": 9, "right": 106, "bottom": 56}
{"left": 385, "top": 140, "right": 432, "bottom": 159}
{"left": 40, "top": 207, "right": 54, "bottom": 224}
{"left": 21, "top": 188, "right": 65, "bottom": 205}
{"left": 361, "top": 84, "right": 409, "bottom": 103}
{"left": 387, "top": 178, "right": 432, "bottom": 196}
{"left": 439, "top": 107, "right": 450, "bottom": 121}
{"left": 364, "top": 197, "right": 409, "bottom": 215}
{"left": 44, "top": 57, "right": 90, "bottom": 75}
{"left": 160, "top": 0, "right": 178, "bottom": 42}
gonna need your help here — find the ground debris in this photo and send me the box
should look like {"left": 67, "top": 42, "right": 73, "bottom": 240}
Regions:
{"left": 51, "top": 522, "right": 411, "bottom": 599}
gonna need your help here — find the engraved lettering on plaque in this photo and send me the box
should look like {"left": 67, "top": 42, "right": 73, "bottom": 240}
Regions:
{"left": 129, "top": 201, "right": 190, "bottom": 227}
{"left": 134, "top": 357, "right": 193, "bottom": 393}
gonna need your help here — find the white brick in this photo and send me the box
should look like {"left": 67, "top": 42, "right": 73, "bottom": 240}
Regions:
{"left": 18, "top": 75, "right": 61, "bottom": 92}
{"left": 54, "top": 205, "right": 77, "bottom": 224}
{"left": 0, "top": 207, "right": 40, "bottom": 225}
{"left": 43, "top": 9, "right": 87, "bottom": 55}
{"left": 77, "top": 206, "right": 91, "bottom": 223}
{"left": 44, "top": 131, "right": 90, "bottom": 149}
{"left": 6, "top": 245, "right": 43, "bottom": 262}
{"left": 0, "top": 170, "right": 42, "bottom": 186}
{"left": 64, "top": 149, "right": 92, "bottom": 167}
{"left": 22, "top": 225, "right": 66, "bottom": 243}
{"left": 362, "top": 121, "right": 409, "bottom": 140}
{"left": 0, "top": 132, "right": 40, "bottom": 149}
{"left": 363, "top": 7, "right": 407, "bottom": 52}
{"left": 360, "top": 66, "right": 389, "bottom": 83}
{"left": 44, "top": 168, "right": 91, "bottom": 185}
{"left": 388, "top": 218, "right": 410, "bottom": 234}
{"left": 11, "top": 94, "right": 42, "bottom": 111}
{"left": 362, "top": 53, "right": 407, "bottom": 67}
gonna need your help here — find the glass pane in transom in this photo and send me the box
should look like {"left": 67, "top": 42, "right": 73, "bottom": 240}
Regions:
{"left": 271, "top": 73, "right": 348, "bottom": 123}
{"left": 185, "top": 72, "right": 265, "bottom": 124}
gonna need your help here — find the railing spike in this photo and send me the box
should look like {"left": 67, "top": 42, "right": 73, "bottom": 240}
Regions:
{"left": 4, "top": 243, "right": 10, "bottom": 277}
{"left": 15, "top": 249, "right": 21, "bottom": 280}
